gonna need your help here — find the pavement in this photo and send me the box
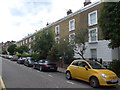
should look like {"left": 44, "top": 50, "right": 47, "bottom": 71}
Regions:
{"left": 58, "top": 67, "right": 66, "bottom": 73}
{"left": 0, "top": 84, "right": 1, "bottom": 90}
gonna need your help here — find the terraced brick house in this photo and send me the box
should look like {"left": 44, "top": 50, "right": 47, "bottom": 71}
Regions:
{"left": 17, "top": 0, "right": 120, "bottom": 62}
{"left": 16, "top": 34, "right": 36, "bottom": 54}
{"left": 2, "top": 41, "right": 16, "bottom": 54}
{"left": 0, "top": 43, "right": 2, "bottom": 54}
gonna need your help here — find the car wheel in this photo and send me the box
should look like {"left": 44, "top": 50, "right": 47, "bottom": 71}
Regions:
{"left": 54, "top": 68, "right": 57, "bottom": 72}
{"left": 27, "top": 62, "right": 29, "bottom": 67}
{"left": 39, "top": 66, "right": 43, "bottom": 71}
{"left": 33, "top": 65, "right": 36, "bottom": 69}
{"left": 17, "top": 61, "right": 19, "bottom": 64}
{"left": 66, "top": 71, "right": 72, "bottom": 80}
{"left": 89, "top": 77, "right": 99, "bottom": 88}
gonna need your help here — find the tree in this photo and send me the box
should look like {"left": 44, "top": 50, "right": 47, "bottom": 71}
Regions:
{"left": 32, "top": 29, "right": 55, "bottom": 59}
{"left": 7, "top": 44, "right": 17, "bottom": 55}
{"left": 47, "top": 44, "right": 61, "bottom": 62}
{"left": 16, "top": 45, "right": 29, "bottom": 54}
{"left": 74, "top": 29, "right": 88, "bottom": 59}
{"left": 58, "top": 41, "right": 74, "bottom": 64}
{"left": 109, "top": 59, "right": 120, "bottom": 77}
{"left": 99, "top": 2, "right": 120, "bottom": 48}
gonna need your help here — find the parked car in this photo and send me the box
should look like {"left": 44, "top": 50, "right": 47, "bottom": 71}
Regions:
{"left": 24, "top": 57, "right": 35, "bottom": 67}
{"left": 11, "top": 56, "right": 18, "bottom": 61}
{"left": 4, "top": 55, "right": 9, "bottom": 59}
{"left": 17, "top": 57, "right": 26, "bottom": 64}
{"left": 66, "top": 59, "right": 119, "bottom": 88}
{"left": 33, "top": 59, "right": 57, "bottom": 71}
{"left": 8, "top": 55, "right": 13, "bottom": 59}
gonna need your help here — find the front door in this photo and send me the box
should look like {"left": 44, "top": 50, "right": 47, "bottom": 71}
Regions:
{"left": 76, "top": 61, "right": 91, "bottom": 81}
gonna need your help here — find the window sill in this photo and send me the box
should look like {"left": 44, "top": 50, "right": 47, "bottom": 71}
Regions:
{"left": 88, "top": 23, "right": 97, "bottom": 27}
{"left": 69, "top": 29, "right": 75, "bottom": 32}
{"left": 88, "top": 41, "right": 98, "bottom": 44}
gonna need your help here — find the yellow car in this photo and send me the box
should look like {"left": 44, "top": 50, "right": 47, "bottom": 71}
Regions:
{"left": 66, "top": 59, "right": 119, "bottom": 88}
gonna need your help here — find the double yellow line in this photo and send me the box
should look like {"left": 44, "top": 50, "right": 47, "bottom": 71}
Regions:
{"left": 0, "top": 75, "right": 6, "bottom": 90}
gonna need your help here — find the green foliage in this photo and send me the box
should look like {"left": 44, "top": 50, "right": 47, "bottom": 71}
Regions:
{"left": 47, "top": 44, "right": 61, "bottom": 62}
{"left": 21, "top": 54, "right": 32, "bottom": 57}
{"left": 74, "top": 29, "right": 88, "bottom": 59}
{"left": 16, "top": 45, "right": 29, "bottom": 54}
{"left": 99, "top": 2, "right": 120, "bottom": 48}
{"left": 7, "top": 44, "right": 17, "bottom": 55}
{"left": 58, "top": 41, "right": 74, "bottom": 64}
{"left": 15, "top": 53, "right": 21, "bottom": 56}
{"left": 109, "top": 59, "right": 120, "bottom": 77}
{"left": 47, "top": 41, "right": 74, "bottom": 64}
{"left": 32, "top": 29, "right": 55, "bottom": 59}
{"left": 2, "top": 51, "right": 7, "bottom": 55}
{"left": 32, "top": 53, "right": 42, "bottom": 60}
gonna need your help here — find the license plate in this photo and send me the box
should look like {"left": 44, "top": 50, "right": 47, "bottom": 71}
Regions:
{"left": 111, "top": 80, "right": 118, "bottom": 82}
{"left": 50, "top": 67, "right": 54, "bottom": 69}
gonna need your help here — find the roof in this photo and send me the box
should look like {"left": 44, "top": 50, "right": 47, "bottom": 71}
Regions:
{"left": 17, "top": 0, "right": 101, "bottom": 42}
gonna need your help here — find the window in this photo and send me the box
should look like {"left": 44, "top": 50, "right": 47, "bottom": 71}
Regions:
{"left": 21, "top": 42, "right": 22, "bottom": 46}
{"left": 89, "top": 28, "right": 98, "bottom": 42}
{"left": 78, "top": 61, "right": 89, "bottom": 67}
{"left": 69, "top": 33, "right": 75, "bottom": 43}
{"left": 29, "top": 44, "right": 31, "bottom": 49}
{"left": 72, "top": 61, "right": 79, "bottom": 66}
{"left": 88, "top": 10, "right": 97, "bottom": 26}
{"left": 55, "top": 37, "right": 60, "bottom": 43}
{"left": 26, "top": 39, "right": 28, "bottom": 44}
{"left": 33, "top": 36, "right": 35, "bottom": 40}
{"left": 23, "top": 41, "right": 25, "bottom": 45}
{"left": 91, "top": 49, "right": 97, "bottom": 59}
{"left": 29, "top": 38, "right": 31, "bottom": 42}
{"left": 55, "top": 25, "right": 60, "bottom": 35}
{"left": 69, "top": 19, "right": 75, "bottom": 31}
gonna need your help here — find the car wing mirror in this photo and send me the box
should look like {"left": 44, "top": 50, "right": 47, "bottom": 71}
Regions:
{"left": 104, "top": 65, "right": 107, "bottom": 69}
{"left": 85, "top": 66, "right": 89, "bottom": 70}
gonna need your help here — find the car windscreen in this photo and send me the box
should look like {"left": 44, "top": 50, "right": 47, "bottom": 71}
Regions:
{"left": 88, "top": 61, "right": 105, "bottom": 69}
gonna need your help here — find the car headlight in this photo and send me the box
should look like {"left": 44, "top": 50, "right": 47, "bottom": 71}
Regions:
{"left": 101, "top": 73, "right": 108, "bottom": 77}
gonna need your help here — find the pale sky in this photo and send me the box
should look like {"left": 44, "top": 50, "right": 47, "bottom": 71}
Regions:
{"left": 0, "top": 0, "right": 98, "bottom": 43}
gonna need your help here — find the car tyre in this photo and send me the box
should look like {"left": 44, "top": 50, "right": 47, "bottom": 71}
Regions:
{"left": 39, "top": 66, "right": 43, "bottom": 71}
{"left": 17, "top": 61, "right": 19, "bottom": 64}
{"left": 66, "top": 71, "right": 72, "bottom": 80}
{"left": 33, "top": 65, "right": 36, "bottom": 69}
{"left": 89, "top": 77, "right": 99, "bottom": 88}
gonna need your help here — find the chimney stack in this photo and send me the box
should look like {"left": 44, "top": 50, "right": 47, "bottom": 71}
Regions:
{"left": 46, "top": 22, "right": 49, "bottom": 26}
{"left": 84, "top": 0, "right": 91, "bottom": 6}
{"left": 67, "top": 9, "right": 72, "bottom": 15}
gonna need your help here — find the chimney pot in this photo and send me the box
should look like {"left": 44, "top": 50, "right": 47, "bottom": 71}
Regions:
{"left": 84, "top": 0, "right": 91, "bottom": 6}
{"left": 67, "top": 9, "right": 72, "bottom": 15}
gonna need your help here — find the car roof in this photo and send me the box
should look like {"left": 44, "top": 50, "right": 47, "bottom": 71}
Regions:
{"left": 73, "top": 59, "right": 87, "bottom": 62}
{"left": 72, "top": 59, "right": 94, "bottom": 63}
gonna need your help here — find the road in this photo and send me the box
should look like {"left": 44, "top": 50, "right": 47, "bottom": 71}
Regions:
{"left": 1, "top": 57, "right": 120, "bottom": 89}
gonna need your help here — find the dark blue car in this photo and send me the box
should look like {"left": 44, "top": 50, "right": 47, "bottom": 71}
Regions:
{"left": 33, "top": 59, "right": 57, "bottom": 71}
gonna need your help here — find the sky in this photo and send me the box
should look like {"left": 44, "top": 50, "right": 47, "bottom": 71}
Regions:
{"left": 0, "top": 0, "right": 98, "bottom": 43}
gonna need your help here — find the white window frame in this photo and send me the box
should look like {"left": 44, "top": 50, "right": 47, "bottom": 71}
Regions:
{"left": 23, "top": 41, "right": 25, "bottom": 45}
{"left": 29, "top": 38, "right": 31, "bottom": 42}
{"left": 69, "top": 19, "right": 75, "bottom": 31}
{"left": 55, "top": 37, "right": 60, "bottom": 43}
{"left": 88, "top": 10, "right": 97, "bottom": 26}
{"left": 26, "top": 39, "right": 28, "bottom": 44}
{"left": 29, "top": 44, "right": 31, "bottom": 49}
{"left": 21, "top": 42, "right": 22, "bottom": 46}
{"left": 88, "top": 27, "right": 98, "bottom": 43}
{"left": 33, "top": 36, "right": 35, "bottom": 40}
{"left": 55, "top": 25, "right": 60, "bottom": 35}
{"left": 69, "top": 33, "right": 75, "bottom": 43}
